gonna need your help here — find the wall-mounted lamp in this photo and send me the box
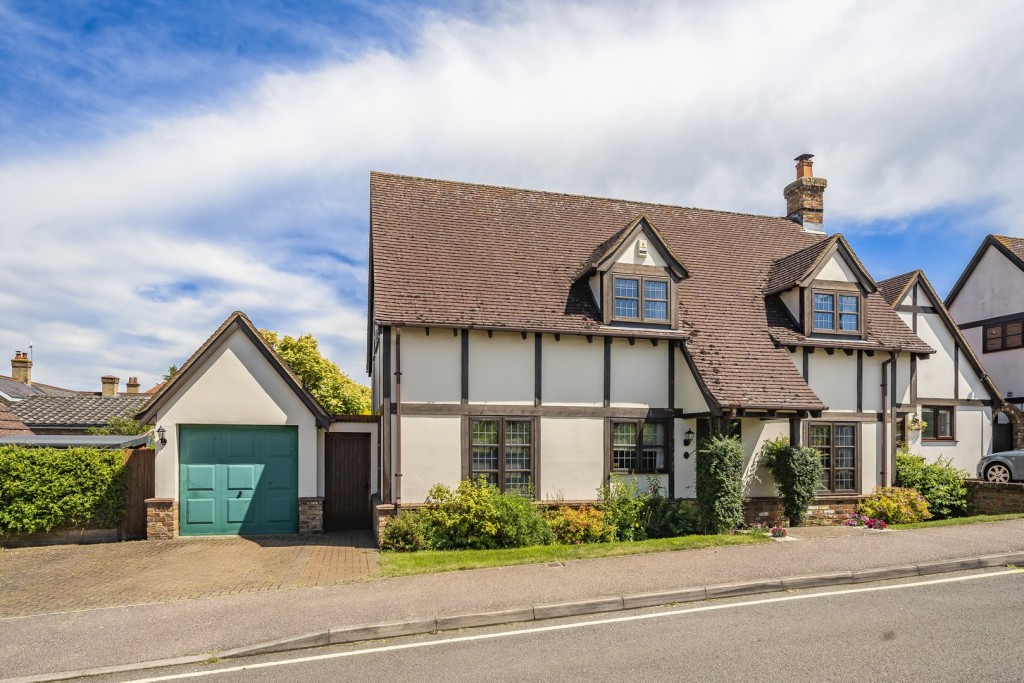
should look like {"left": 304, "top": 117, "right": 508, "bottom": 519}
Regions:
{"left": 683, "top": 451, "right": 691, "bottom": 460}
{"left": 156, "top": 426, "right": 167, "bottom": 445}
{"left": 683, "top": 427, "right": 695, "bottom": 447}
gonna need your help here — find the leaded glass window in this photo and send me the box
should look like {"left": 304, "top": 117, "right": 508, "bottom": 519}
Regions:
{"left": 470, "top": 418, "right": 533, "bottom": 494}
{"left": 611, "top": 420, "right": 667, "bottom": 473}
{"left": 813, "top": 293, "right": 834, "bottom": 331}
{"left": 643, "top": 280, "right": 669, "bottom": 321}
{"left": 611, "top": 276, "right": 671, "bottom": 324}
{"left": 811, "top": 290, "right": 862, "bottom": 335}
{"left": 809, "top": 422, "right": 857, "bottom": 493}
{"left": 838, "top": 295, "right": 859, "bottom": 331}
{"left": 983, "top": 319, "right": 1024, "bottom": 353}
{"left": 614, "top": 278, "right": 640, "bottom": 319}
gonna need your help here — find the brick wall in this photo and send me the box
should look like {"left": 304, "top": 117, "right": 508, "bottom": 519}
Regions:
{"left": 966, "top": 480, "right": 1024, "bottom": 515}
{"left": 744, "top": 497, "right": 861, "bottom": 526}
{"left": 298, "top": 497, "right": 324, "bottom": 535}
{"left": 145, "top": 498, "right": 178, "bottom": 540}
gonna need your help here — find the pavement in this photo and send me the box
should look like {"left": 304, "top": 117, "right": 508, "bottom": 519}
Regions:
{"left": 3, "top": 521, "right": 1024, "bottom": 680}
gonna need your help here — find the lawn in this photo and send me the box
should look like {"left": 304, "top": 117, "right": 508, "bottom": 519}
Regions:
{"left": 892, "top": 512, "right": 1024, "bottom": 530}
{"left": 379, "top": 533, "right": 767, "bottom": 577}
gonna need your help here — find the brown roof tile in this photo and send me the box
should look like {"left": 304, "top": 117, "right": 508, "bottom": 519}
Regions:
{"left": 994, "top": 235, "right": 1024, "bottom": 262}
{"left": 0, "top": 402, "right": 32, "bottom": 437}
{"left": 877, "top": 271, "right": 919, "bottom": 306}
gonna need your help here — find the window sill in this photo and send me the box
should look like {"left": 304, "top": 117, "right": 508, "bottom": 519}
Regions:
{"left": 921, "top": 439, "right": 957, "bottom": 444}
{"left": 610, "top": 470, "right": 668, "bottom": 476}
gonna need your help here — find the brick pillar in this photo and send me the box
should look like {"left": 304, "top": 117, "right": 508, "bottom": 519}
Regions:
{"left": 145, "top": 498, "right": 178, "bottom": 540}
{"left": 298, "top": 497, "right": 324, "bottom": 535}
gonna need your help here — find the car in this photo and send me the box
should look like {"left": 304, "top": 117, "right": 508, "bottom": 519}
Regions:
{"left": 977, "top": 450, "right": 1024, "bottom": 483}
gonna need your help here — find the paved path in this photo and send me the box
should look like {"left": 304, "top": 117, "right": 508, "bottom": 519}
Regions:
{"left": 3, "top": 520, "right": 1024, "bottom": 679}
{"left": 0, "top": 532, "right": 378, "bottom": 618}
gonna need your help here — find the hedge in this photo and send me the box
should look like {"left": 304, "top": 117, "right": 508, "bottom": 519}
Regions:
{"left": 696, "top": 436, "right": 745, "bottom": 533}
{"left": 0, "top": 446, "right": 128, "bottom": 534}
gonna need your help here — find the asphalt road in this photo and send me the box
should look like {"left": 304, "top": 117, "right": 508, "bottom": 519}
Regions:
{"left": 88, "top": 568, "right": 1024, "bottom": 683}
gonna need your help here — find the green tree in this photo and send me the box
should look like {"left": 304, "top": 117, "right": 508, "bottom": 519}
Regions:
{"left": 260, "top": 330, "right": 371, "bottom": 415}
{"left": 85, "top": 415, "right": 149, "bottom": 436}
{"left": 162, "top": 365, "right": 179, "bottom": 382}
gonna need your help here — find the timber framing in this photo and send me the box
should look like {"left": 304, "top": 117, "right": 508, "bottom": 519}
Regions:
{"left": 945, "top": 234, "right": 1024, "bottom": 309}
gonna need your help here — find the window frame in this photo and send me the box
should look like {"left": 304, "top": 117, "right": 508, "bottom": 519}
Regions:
{"left": 983, "top": 319, "right": 1024, "bottom": 354}
{"left": 611, "top": 274, "right": 672, "bottom": 325}
{"left": 809, "top": 289, "right": 862, "bottom": 336}
{"left": 608, "top": 418, "right": 670, "bottom": 475}
{"left": 465, "top": 416, "right": 538, "bottom": 496}
{"left": 920, "top": 405, "right": 955, "bottom": 442}
{"left": 806, "top": 422, "right": 859, "bottom": 495}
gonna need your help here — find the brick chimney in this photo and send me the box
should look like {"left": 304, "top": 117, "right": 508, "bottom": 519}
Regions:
{"left": 126, "top": 376, "right": 140, "bottom": 394}
{"left": 784, "top": 153, "right": 827, "bottom": 233}
{"left": 11, "top": 351, "right": 32, "bottom": 385}
{"left": 101, "top": 375, "right": 120, "bottom": 397}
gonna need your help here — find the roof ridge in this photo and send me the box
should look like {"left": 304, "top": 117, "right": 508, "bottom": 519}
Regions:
{"left": 370, "top": 171, "right": 804, "bottom": 225}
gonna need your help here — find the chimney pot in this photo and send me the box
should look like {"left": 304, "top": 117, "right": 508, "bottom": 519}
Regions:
{"left": 784, "top": 153, "right": 827, "bottom": 233}
{"left": 101, "top": 375, "right": 120, "bottom": 397}
{"left": 11, "top": 351, "right": 32, "bottom": 385}
{"left": 126, "top": 377, "right": 140, "bottom": 394}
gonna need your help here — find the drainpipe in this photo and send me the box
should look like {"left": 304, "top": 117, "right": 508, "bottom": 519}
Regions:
{"left": 880, "top": 353, "right": 892, "bottom": 487}
{"left": 394, "top": 328, "right": 403, "bottom": 514}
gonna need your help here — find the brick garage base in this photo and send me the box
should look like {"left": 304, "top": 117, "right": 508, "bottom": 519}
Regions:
{"left": 966, "top": 480, "right": 1024, "bottom": 515}
{"left": 145, "top": 498, "right": 178, "bottom": 540}
{"left": 744, "top": 497, "right": 861, "bottom": 526}
{"left": 298, "top": 497, "right": 324, "bottom": 535}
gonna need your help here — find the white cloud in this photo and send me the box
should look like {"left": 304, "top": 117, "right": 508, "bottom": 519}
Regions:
{"left": 2, "top": 0, "right": 1023, "bottom": 388}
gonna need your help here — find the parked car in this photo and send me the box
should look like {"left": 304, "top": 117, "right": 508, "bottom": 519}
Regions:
{"left": 977, "top": 450, "right": 1024, "bottom": 483}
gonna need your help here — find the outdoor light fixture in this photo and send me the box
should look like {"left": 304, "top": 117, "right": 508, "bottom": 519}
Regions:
{"left": 157, "top": 426, "right": 167, "bottom": 445}
{"left": 683, "top": 427, "right": 695, "bottom": 447}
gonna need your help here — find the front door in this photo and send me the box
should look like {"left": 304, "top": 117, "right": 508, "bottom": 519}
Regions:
{"left": 325, "top": 433, "right": 371, "bottom": 531}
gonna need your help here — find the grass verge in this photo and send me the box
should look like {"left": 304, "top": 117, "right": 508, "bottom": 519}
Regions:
{"left": 379, "top": 534, "right": 767, "bottom": 578}
{"left": 892, "top": 512, "right": 1024, "bottom": 530}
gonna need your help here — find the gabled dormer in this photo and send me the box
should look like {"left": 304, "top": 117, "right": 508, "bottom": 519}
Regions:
{"left": 766, "top": 234, "right": 877, "bottom": 341}
{"left": 578, "top": 215, "right": 687, "bottom": 329}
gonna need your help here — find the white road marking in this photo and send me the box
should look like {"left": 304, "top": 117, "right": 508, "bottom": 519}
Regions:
{"left": 125, "top": 568, "right": 1023, "bottom": 682}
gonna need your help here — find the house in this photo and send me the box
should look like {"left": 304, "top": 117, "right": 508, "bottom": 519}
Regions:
{"left": 945, "top": 235, "right": 1024, "bottom": 450}
{"left": 877, "top": 270, "right": 1001, "bottom": 472}
{"left": 365, "top": 156, "right": 1004, "bottom": 520}
{"left": 136, "top": 312, "right": 377, "bottom": 538}
{"left": 0, "top": 402, "right": 32, "bottom": 437}
{"left": 0, "top": 352, "right": 79, "bottom": 404}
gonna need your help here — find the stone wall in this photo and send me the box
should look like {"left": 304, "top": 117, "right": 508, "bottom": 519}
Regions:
{"left": 966, "top": 480, "right": 1024, "bottom": 515}
{"left": 145, "top": 498, "right": 178, "bottom": 540}
{"left": 298, "top": 497, "right": 324, "bottom": 535}
{"left": 744, "top": 497, "right": 860, "bottom": 526}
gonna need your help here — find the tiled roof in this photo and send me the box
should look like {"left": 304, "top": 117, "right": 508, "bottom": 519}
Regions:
{"left": 10, "top": 395, "right": 150, "bottom": 428}
{"left": 0, "top": 375, "right": 80, "bottom": 401}
{"left": 994, "top": 235, "right": 1024, "bottom": 263}
{"left": 0, "top": 402, "right": 32, "bottom": 436}
{"left": 764, "top": 238, "right": 835, "bottom": 295}
{"left": 877, "top": 271, "right": 919, "bottom": 306}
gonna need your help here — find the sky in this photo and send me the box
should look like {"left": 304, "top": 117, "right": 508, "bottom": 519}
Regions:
{"left": 2, "top": 0, "right": 1023, "bottom": 392}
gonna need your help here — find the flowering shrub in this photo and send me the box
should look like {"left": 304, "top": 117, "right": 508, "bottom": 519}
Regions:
{"left": 857, "top": 487, "right": 932, "bottom": 524}
{"left": 844, "top": 514, "right": 888, "bottom": 530}
{"left": 597, "top": 479, "right": 651, "bottom": 541}
{"left": 546, "top": 506, "right": 617, "bottom": 545}
{"left": 770, "top": 526, "right": 788, "bottom": 538}
{"left": 895, "top": 449, "right": 968, "bottom": 519}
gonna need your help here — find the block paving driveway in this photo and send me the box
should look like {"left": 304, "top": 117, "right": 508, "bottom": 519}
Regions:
{"left": 0, "top": 532, "right": 379, "bottom": 617}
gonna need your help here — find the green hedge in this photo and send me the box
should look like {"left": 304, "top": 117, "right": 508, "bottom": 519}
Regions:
{"left": 762, "top": 437, "right": 824, "bottom": 527}
{"left": 696, "top": 436, "right": 745, "bottom": 534}
{"left": 894, "top": 450, "right": 968, "bottom": 520}
{"left": 0, "top": 447, "right": 128, "bottom": 534}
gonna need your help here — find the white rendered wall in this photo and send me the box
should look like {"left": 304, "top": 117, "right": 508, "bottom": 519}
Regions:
{"left": 674, "top": 418, "right": 698, "bottom": 498}
{"left": 468, "top": 330, "right": 533, "bottom": 404}
{"left": 915, "top": 312, "right": 958, "bottom": 398}
{"left": 398, "top": 416, "right": 462, "bottom": 503}
{"left": 905, "top": 405, "right": 993, "bottom": 472}
{"left": 962, "top": 326, "right": 1024, "bottom": 398}
{"left": 816, "top": 252, "right": 859, "bottom": 283}
{"left": 399, "top": 327, "right": 461, "bottom": 404}
{"left": 675, "top": 352, "right": 709, "bottom": 413}
{"left": 615, "top": 234, "right": 670, "bottom": 268}
{"left": 739, "top": 419, "right": 789, "bottom": 498}
{"left": 781, "top": 287, "right": 800, "bottom": 321}
{"left": 862, "top": 356, "right": 884, "bottom": 413}
{"left": 153, "top": 328, "right": 319, "bottom": 499}
{"left": 538, "top": 417, "right": 604, "bottom": 501}
{"left": 807, "top": 352, "right": 858, "bottom": 411}
{"left": 861, "top": 422, "right": 880, "bottom": 492}
{"left": 610, "top": 338, "right": 668, "bottom": 407}
{"left": 542, "top": 335, "right": 603, "bottom": 405}
{"left": 949, "top": 246, "right": 1024, "bottom": 322}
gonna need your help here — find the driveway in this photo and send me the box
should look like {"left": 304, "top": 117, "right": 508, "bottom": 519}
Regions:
{"left": 0, "top": 532, "right": 378, "bottom": 617}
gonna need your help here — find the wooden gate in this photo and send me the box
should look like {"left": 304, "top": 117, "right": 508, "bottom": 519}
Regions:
{"left": 122, "top": 447, "right": 155, "bottom": 540}
{"left": 325, "top": 433, "right": 371, "bottom": 531}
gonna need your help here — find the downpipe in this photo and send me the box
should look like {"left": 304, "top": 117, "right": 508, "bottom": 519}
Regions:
{"left": 394, "top": 327, "right": 403, "bottom": 513}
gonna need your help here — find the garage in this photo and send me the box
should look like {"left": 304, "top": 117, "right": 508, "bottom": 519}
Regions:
{"left": 179, "top": 425, "right": 298, "bottom": 536}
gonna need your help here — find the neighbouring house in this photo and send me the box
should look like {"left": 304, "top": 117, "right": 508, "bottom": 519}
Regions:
{"left": 0, "top": 352, "right": 79, "bottom": 404}
{"left": 877, "top": 270, "right": 1001, "bottom": 471}
{"left": 365, "top": 156, "right": 1006, "bottom": 520}
{"left": 136, "top": 312, "right": 377, "bottom": 538}
{"left": 945, "top": 235, "right": 1024, "bottom": 450}
{"left": 0, "top": 402, "right": 32, "bottom": 437}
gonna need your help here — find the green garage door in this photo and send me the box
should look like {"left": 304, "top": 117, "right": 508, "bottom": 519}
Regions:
{"left": 179, "top": 425, "right": 298, "bottom": 536}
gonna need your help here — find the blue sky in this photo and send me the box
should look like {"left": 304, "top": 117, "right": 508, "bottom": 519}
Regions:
{"left": 1, "top": 0, "right": 1023, "bottom": 391}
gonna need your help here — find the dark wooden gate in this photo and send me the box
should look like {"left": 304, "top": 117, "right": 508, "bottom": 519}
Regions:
{"left": 994, "top": 421, "right": 1014, "bottom": 453}
{"left": 325, "top": 433, "right": 371, "bottom": 531}
{"left": 121, "top": 447, "right": 155, "bottom": 540}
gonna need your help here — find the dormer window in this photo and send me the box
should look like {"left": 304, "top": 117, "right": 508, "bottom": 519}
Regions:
{"left": 812, "top": 290, "right": 861, "bottom": 334}
{"left": 613, "top": 276, "right": 670, "bottom": 323}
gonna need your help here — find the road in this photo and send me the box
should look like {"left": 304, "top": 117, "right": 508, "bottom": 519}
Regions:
{"left": 80, "top": 569, "right": 1024, "bottom": 682}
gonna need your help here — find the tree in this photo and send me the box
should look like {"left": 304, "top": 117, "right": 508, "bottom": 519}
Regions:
{"left": 260, "top": 330, "right": 371, "bottom": 415}
{"left": 162, "top": 365, "right": 179, "bottom": 382}
{"left": 86, "top": 415, "right": 149, "bottom": 436}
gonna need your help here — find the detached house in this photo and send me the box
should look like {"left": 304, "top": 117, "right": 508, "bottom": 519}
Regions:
{"left": 367, "top": 156, "right": 1001, "bottom": 517}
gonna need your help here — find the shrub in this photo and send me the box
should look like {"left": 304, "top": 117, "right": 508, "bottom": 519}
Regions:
{"left": 761, "top": 437, "right": 824, "bottom": 527}
{"left": 696, "top": 436, "right": 745, "bottom": 534}
{"left": 0, "top": 446, "right": 128, "bottom": 534}
{"left": 895, "top": 449, "right": 968, "bottom": 520}
{"left": 419, "top": 478, "right": 551, "bottom": 550}
{"left": 643, "top": 491, "right": 700, "bottom": 538}
{"left": 597, "top": 479, "right": 651, "bottom": 541}
{"left": 547, "top": 506, "right": 616, "bottom": 544}
{"left": 380, "top": 509, "right": 428, "bottom": 552}
{"left": 857, "top": 487, "right": 932, "bottom": 524}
